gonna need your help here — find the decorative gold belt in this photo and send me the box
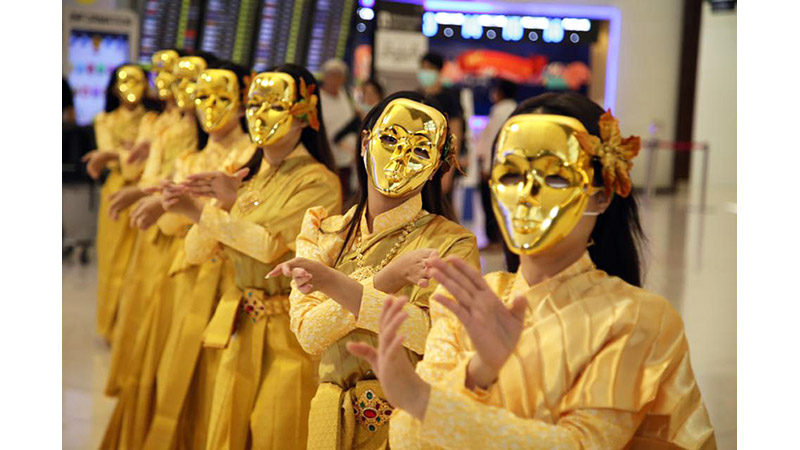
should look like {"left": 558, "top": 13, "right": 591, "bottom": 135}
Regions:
{"left": 239, "top": 288, "right": 291, "bottom": 323}
{"left": 203, "top": 287, "right": 289, "bottom": 348}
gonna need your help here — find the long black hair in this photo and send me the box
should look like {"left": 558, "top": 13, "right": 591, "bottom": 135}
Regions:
{"left": 239, "top": 63, "right": 336, "bottom": 181}
{"left": 498, "top": 92, "right": 645, "bottom": 287}
{"left": 335, "top": 91, "right": 456, "bottom": 265}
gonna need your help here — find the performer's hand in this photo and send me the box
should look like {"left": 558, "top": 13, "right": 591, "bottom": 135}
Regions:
{"left": 108, "top": 186, "right": 146, "bottom": 220}
{"left": 82, "top": 150, "right": 118, "bottom": 180}
{"left": 157, "top": 181, "right": 203, "bottom": 223}
{"left": 429, "top": 256, "right": 528, "bottom": 389}
{"left": 347, "top": 296, "right": 431, "bottom": 420}
{"left": 374, "top": 248, "right": 438, "bottom": 293}
{"left": 267, "top": 257, "right": 338, "bottom": 295}
{"left": 129, "top": 194, "right": 165, "bottom": 230}
{"left": 126, "top": 140, "right": 151, "bottom": 164}
{"left": 183, "top": 168, "right": 249, "bottom": 211}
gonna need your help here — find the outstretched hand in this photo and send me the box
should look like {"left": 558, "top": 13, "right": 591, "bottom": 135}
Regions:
{"left": 182, "top": 168, "right": 249, "bottom": 211}
{"left": 347, "top": 296, "right": 431, "bottom": 420}
{"left": 82, "top": 150, "right": 118, "bottom": 180}
{"left": 129, "top": 194, "right": 165, "bottom": 230}
{"left": 429, "top": 256, "right": 528, "bottom": 389}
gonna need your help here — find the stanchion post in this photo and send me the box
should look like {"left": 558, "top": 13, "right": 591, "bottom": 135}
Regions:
{"left": 700, "top": 143, "right": 709, "bottom": 214}
{"left": 644, "top": 138, "right": 658, "bottom": 207}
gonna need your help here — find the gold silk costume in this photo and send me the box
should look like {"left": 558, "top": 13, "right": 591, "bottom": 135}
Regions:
{"left": 290, "top": 194, "right": 479, "bottom": 450}
{"left": 390, "top": 254, "right": 716, "bottom": 450}
{"left": 94, "top": 101, "right": 146, "bottom": 340}
{"left": 184, "top": 144, "right": 341, "bottom": 450}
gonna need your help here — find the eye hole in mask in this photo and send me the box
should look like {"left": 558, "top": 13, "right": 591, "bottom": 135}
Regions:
{"left": 413, "top": 147, "right": 430, "bottom": 159}
{"left": 380, "top": 135, "right": 398, "bottom": 146}
{"left": 499, "top": 173, "right": 525, "bottom": 186}
{"left": 271, "top": 103, "right": 287, "bottom": 112}
{"left": 544, "top": 174, "right": 570, "bottom": 188}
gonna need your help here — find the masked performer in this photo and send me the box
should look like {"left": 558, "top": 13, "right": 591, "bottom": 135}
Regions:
{"left": 270, "top": 92, "right": 479, "bottom": 450}
{"left": 101, "top": 54, "right": 206, "bottom": 449}
{"left": 85, "top": 63, "right": 148, "bottom": 342}
{"left": 349, "top": 92, "right": 717, "bottom": 450}
{"left": 160, "top": 64, "right": 340, "bottom": 449}
{"left": 143, "top": 62, "right": 256, "bottom": 450}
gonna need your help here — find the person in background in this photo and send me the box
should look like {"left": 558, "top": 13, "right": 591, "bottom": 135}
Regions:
{"left": 476, "top": 78, "right": 518, "bottom": 247}
{"left": 319, "top": 58, "right": 357, "bottom": 199}
{"left": 418, "top": 52, "right": 465, "bottom": 199}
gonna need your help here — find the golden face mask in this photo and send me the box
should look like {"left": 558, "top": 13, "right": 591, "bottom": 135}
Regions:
{"left": 172, "top": 56, "right": 207, "bottom": 111}
{"left": 194, "top": 69, "right": 240, "bottom": 133}
{"left": 245, "top": 72, "right": 297, "bottom": 146}
{"left": 114, "top": 65, "right": 146, "bottom": 106}
{"left": 489, "top": 114, "right": 600, "bottom": 255}
{"left": 151, "top": 50, "right": 178, "bottom": 101}
{"left": 364, "top": 98, "right": 447, "bottom": 197}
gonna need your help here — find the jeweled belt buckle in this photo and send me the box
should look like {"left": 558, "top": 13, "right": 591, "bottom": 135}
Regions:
{"left": 352, "top": 389, "right": 393, "bottom": 432}
{"left": 240, "top": 290, "right": 266, "bottom": 323}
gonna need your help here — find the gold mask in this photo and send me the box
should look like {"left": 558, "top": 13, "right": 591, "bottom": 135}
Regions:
{"left": 114, "top": 65, "right": 146, "bottom": 106}
{"left": 151, "top": 50, "right": 178, "bottom": 101}
{"left": 172, "top": 56, "right": 207, "bottom": 111}
{"left": 364, "top": 98, "right": 447, "bottom": 197}
{"left": 489, "top": 114, "right": 600, "bottom": 255}
{"left": 194, "top": 69, "right": 240, "bottom": 133}
{"left": 245, "top": 72, "right": 297, "bottom": 146}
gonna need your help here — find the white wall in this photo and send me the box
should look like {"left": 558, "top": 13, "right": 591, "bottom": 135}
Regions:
{"left": 691, "top": 3, "right": 736, "bottom": 189}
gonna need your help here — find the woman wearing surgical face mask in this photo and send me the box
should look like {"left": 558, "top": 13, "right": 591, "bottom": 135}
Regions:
{"left": 155, "top": 63, "right": 341, "bottom": 450}
{"left": 100, "top": 53, "right": 217, "bottom": 450}
{"left": 348, "top": 93, "right": 716, "bottom": 450}
{"left": 268, "top": 91, "right": 479, "bottom": 450}
{"left": 83, "top": 63, "right": 148, "bottom": 342}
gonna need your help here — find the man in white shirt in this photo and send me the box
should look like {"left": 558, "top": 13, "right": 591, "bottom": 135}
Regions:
{"left": 319, "top": 59, "right": 357, "bottom": 198}
{"left": 476, "top": 78, "right": 518, "bottom": 245}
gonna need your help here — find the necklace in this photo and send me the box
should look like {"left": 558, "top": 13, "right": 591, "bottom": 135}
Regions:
{"left": 349, "top": 210, "right": 426, "bottom": 281}
{"left": 235, "top": 160, "right": 283, "bottom": 215}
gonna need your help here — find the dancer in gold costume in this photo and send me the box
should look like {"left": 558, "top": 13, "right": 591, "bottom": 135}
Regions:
{"left": 270, "top": 92, "right": 479, "bottom": 450}
{"left": 160, "top": 63, "right": 340, "bottom": 449}
{"left": 85, "top": 63, "right": 148, "bottom": 342}
{"left": 348, "top": 93, "right": 717, "bottom": 450}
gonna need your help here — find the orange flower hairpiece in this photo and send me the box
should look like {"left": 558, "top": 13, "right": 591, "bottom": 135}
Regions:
{"left": 241, "top": 71, "right": 257, "bottom": 104}
{"left": 574, "top": 110, "right": 641, "bottom": 197}
{"left": 289, "top": 78, "right": 320, "bottom": 131}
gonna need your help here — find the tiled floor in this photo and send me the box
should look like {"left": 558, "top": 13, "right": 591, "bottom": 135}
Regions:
{"left": 62, "top": 185, "right": 736, "bottom": 449}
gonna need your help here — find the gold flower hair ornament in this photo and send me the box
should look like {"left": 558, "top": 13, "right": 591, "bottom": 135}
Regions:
{"left": 440, "top": 133, "right": 463, "bottom": 174}
{"left": 574, "top": 110, "right": 641, "bottom": 197}
{"left": 289, "top": 78, "right": 320, "bottom": 131}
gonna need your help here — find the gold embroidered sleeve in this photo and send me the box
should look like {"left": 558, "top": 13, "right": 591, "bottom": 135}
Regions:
{"left": 198, "top": 171, "right": 339, "bottom": 264}
{"left": 399, "top": 387, "right": 644, "bottom": 450}
{"left": 356, "top": 276, "right": 429, "bottom": 355}
{"left": 289, "top": 206, "right": 357, "bottom": 355}
{"left": 185, "top": 220, "right": 221, "bottom": 265}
